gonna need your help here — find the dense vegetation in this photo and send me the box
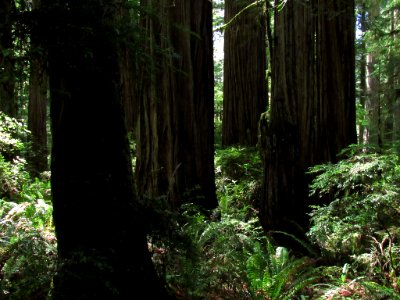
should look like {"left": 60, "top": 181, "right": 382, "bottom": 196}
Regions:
{"left": 1, "top": 115, "right": 400, "bottom": 298}
{"left": 1, "top": 0, "right": 400, "bottom": 299}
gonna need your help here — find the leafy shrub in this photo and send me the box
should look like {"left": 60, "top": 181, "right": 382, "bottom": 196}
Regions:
{"left": 0, "top": 170, "right": 54, "bottom": 299}
{"left": 307, "top": 148, "right": 400, "bottom": 259}
{"left": 150, "top": 200, "right": 318, "bottom": 299}
{"left": 157, "top": 146, "right": 316, "bottom": 299}
{"left": 0, "top": 112, "right": 29, "bottom": 162}
{"left": 0, "top": 112, "right": 56, "bottom": 299}
{"left": 215, "top": 146, "right": 262, "bottom": 217}
{"left": 149, "top": 202, "right": 257, "bottom": 299}
{"left": 307, "top": 146, "right": 400, "bottom": 298}
{"left": 0, "top": 112, "right": 32, "bottom": 200}
{"left": 0, "top": 198, "right": 56, "bottom": 299}
{"left": 215, "top": 146, "right": 262, "bottom": 181}
{"left": 0, "top": 154, "right": 30, "bottom": 200}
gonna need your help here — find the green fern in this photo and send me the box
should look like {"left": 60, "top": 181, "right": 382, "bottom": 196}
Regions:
{"left": 0, "top": 198, "right": 56, "bottom": 299}
{"left": 246, "top": 240, "right": 317, "bottom": 299}
{"left": 307, "top": 148, "right": 400, "bottom": 258}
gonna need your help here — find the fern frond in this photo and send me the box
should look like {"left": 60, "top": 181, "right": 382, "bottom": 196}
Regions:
{"left": 361, "top": 281, "right": 400, "bottom": 299}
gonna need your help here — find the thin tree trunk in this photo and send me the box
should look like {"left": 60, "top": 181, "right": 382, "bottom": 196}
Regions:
{"left": 358, "top": 1, "right": 367, "bottom": 145}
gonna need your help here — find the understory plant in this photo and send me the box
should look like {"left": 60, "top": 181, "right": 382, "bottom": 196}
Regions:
{"left": 307, "top": 145, "right": 400, "bottom": 297}
{"left": 0, "top": 161, "right": 56, "bottom": 300}
{"left": 150, "top": 203, "right": 318, "bottom": 300}
{"left": 0, "top": 113, "right": 56, "bottom": 299}
{"left": 246, "top": 239, "right": 318, "bottom": 299}
{"left": 0, "top": 197, "right": 56, "bottom": 299}
{"left": 0, "top": 112, "right": 31, "bottom": 201}
{"left": 214, "top": 146, "right": 262, "bottom": 217}
{"left": 149, "top": 146, "right": 317, "bottom": 299}
{"left": 0, "top": 112, "right": 29, "bottom": 163}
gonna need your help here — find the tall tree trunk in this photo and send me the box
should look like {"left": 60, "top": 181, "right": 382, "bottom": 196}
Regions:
{"left": 316, "top": 0, "right": 357, "bottom": 158}
{"left": 364, "top": 0, "right": 382, "bottom": 148}
{"left": 391, "top": 5, "right": 400, "bottom": 150}
{"left": 259, "top": 0, "right": 356, "bottom": 242}
{"left": 358, "top": 1, "right": 367, "bottom": 145}
{"left": 0, "top": 0, "right": 16, "bottom": 117}
{"left": 136, "top": 0, "right": 217, "bottom": 211}
{"left": 28, "top": 0, "right": 48, "bottom": 177}
{"left": 222, "top": 0, "right": 267, "bottom": 146}
{"left": 28, "top": 56, "right": 48, "bottom": 176}
{"left": 40, "top": 1, "right": 172, "bottom": 298}
{"left": 118, "top": 3, "right": 139, "bottom": 134}
{"left": 259, "top": 0, "right": 316, "bottom": 239}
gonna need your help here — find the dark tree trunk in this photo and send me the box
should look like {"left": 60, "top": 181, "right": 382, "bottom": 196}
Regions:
{"left": 117, "top": 4, "right": 139, "bottom": 134}
{"left": 222, "top": 0, "right": 267, "bottom": 147}
{"left": 120, "top": 48, "right": 137, "bottom": 134}
{"left": 259, "top": 0, "right": 356, "bottom": 242}
{"left": 136, "top": 0, "right": 217, "bottom": 211}
{"left": 259, "top": 0, "right": 316, "bottom": 240}
{"left": 28, "top": 0, "right": 48, "bottom": 177}
{"left": 0, "top": 0, "right": 16, "bottom": 117}
{"left": 316, "top": 0, "right": 357, "bottom": 158}
{"left": 28, "top": 56, "right": 48, "bottom": 176}
{"left": 40, "top": 1, "right": 172, "bottom": 298}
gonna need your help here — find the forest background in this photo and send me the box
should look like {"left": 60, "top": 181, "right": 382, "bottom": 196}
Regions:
{"left": 1, "top": 0, "right": 400, "bottom": 299}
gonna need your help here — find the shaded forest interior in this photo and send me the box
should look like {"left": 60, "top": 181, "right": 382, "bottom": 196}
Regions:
{"left": 1, "top": 0, "right": 400, "bottom": 299}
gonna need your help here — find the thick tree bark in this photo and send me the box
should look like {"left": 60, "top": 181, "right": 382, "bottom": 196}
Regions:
{"left": 28, "top": 56, "right": 48, "bottom": 176}
{"left": 28, "top": 0, "right": 48, "bottom": 177}
{"left": 117, "top": 4, "right": 139, "bottom": 134}
{"left": 41, "top": 1, "right": 172, "bottom": 298}
{"left": 259, "top": 0, "right": 356, "bottom": 241}
{"left": 0, "top": 0, "right": 16, "bottom": 117}
{"left": 259, "top": 0, "right": 316, "bottom": 238}
{"left": 316, "top": 0, "right": 357, "bottom": 158}
{"left": 136, "top": 0, "right": 217, "bottom": 210}
{"left": 222, "top": 0, "right": 267, "bottom": 146}
{"left": 364, "top": 0, "right": 382, "bottom": 147}
{"left": 384, "top": 5, "right": 400, "bottom": 148}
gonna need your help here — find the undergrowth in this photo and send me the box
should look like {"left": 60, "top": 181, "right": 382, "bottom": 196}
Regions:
{"left": 2, "top": 113, "right": 400, "bottom": 300}
{"left": 307, "top": 145, "right": 400, "bottom": 298}
{"left": 0, "top": 112, "right": 56, "bottom": 300}
{"left": 149, "top": 146, "right": 319, "bottom": 299}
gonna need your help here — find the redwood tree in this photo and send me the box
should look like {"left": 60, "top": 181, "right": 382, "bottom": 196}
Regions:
{"left": 28, "top": 0, "right": 48, "bottom": 177}
{"left": 363, "top": 0, "right": 381, "bottom": 147}
{"left": 136, "top": 0, "right": 217, "bottom": 210}
{"left": 0, "top": 0, "right": 16, "bottom": 117}
{"left": 222, "top": 0, "right": 267, "bottom": 146}
{"left": 259, "top": 0, "right": 357, "bottom": 240}
{"left": 41, "top": 1, "right": 172, "bottom": 298}
{"left": 118, "top": 2, "right": 140, "bottom": 134}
